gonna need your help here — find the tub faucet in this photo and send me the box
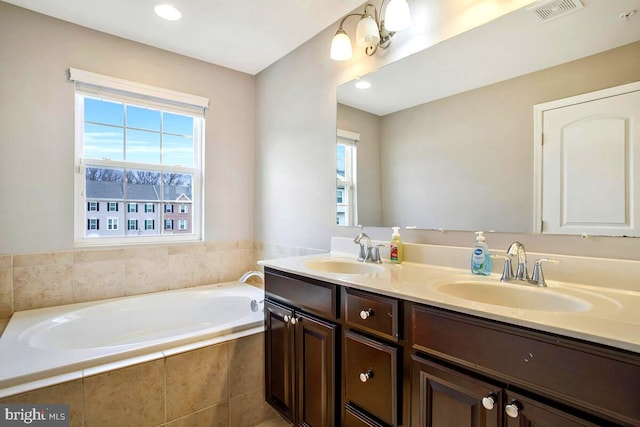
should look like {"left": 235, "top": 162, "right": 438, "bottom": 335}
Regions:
{"left": 239, "top": 271, "right": 264, "bottom": 283}
{"left": 507, "top": 241, "right": 529, "bottom": 280}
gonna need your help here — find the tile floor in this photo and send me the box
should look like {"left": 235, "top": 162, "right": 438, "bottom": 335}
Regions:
{"left": 255, "top": 417, "right": 291, "bottom": 427}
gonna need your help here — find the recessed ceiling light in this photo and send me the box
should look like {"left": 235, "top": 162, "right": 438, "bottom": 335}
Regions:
{"left": 355, "top": 81, "right": 372, "bottom": 89}
{"left": 155, "top": 4, "right": 182, "bottom": 21}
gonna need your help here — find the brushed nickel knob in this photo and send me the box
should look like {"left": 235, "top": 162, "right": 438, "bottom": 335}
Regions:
{"left": 283, "top": 315, "right": 290, "bottom": 323}
{"left": 359, "top": 369, "right": 374, "bottom": 382}
{"left": 290, "top": 317, "right": 298, "bottom": 325}
{"left": 360, "top": 309, "right": 373, "bottom": 320}
{"left": 505, "top": 401, "right": 522, "bottom": 419}
{"left": 481, "top": 394, "right": 496, "bottom": 410}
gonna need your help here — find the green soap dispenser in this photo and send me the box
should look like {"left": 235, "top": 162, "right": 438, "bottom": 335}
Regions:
{"left": 390, "top": 227, "right": 403, "bottom": 264}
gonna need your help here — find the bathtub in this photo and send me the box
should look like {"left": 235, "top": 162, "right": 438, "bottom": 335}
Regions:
{"left": 0, "top": 281, "right": 264, "bottom": 398}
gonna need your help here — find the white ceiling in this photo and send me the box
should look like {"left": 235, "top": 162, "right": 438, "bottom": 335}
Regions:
{"left": 1, "top": 0, "right": 365, "bottom": 75}
{"left": 338, "top": 0, "right": 640, "bottom": 115}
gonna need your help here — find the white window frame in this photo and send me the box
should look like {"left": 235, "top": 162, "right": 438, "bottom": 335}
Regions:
{"left": 127, "top": 219, "right": 138, "bottom": 230}
{"left": 127, "top": 203, "right": 138, "bottom": 213}
{"left": 107, "top": 202, "right": 118, "bottom": 212}
{"left": 178, "top": 219, "right": 187, "bottom": 230}
{"left": 144, "top": 219, "right": 155, "bottom": 230}
{"left": 71, "top": 68, "right": 208, "bottom": 247}
{"left": 87, "top": 218, "right": 98, "bottom": 230}
{"left": 337, "top": 129, "right": 359, "bottom": 227}
{"left": 179, "top": 204, "right": 188, "bottom": 213}
{"left": 87, "top": 201, "right": 98, "bottom": 212}
{"left": 144, "top": 203, "right": 155, "bottom": 213}
{"left": 165, "top": 219, "right": 173, "bottom": 230}
{"left": 107, "top": 218, "right": 119, "bottom": 230}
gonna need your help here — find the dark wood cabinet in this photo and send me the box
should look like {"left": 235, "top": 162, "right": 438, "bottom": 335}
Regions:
{"left": 264, "top": 267, "right": 639, "bottom": 427}
{"left": 265, "top": 270, "right": 339, "bottom": 427}
{"left": 410, "top": 355, "right": 502, "bottom": 427}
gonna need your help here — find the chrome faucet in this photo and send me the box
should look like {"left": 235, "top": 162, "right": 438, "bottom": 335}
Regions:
{"left": 354, "top": 232, "right": 382, "bottom": 263}
{"left": 501, "top": 242, "right": 560, "bottom": 287}
{"left": 507, "top": 241, "right": 529, "bottom": 280}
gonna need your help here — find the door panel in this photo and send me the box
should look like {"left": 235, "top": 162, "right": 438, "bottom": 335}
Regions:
{"left": 265, "top": 300, "right": 295, "bottom": 423}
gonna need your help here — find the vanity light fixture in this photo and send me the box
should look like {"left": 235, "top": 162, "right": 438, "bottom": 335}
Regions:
{"left": 330, "top": 0, "right": 411, "bottom": 61}
{"left": 154, "top": 4, "right": 182, "bottom": 21}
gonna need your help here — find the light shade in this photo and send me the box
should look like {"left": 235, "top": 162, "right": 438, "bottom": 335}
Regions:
{"left": 330, "top": 29, "right": 353, "bottom": 61}
{"left": 384, "top": 0, "right": 411, "bottom": 31}
{"left": 356, "top": 14, "right": 380, "bottom": 48}
{"left": 154, "top": 4, "right": 182, "bottom": 21}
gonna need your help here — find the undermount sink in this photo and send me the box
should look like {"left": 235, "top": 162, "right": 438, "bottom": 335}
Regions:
{"left": 437, "top": 281, "right": 592, "bottom": 312}
{"left": 303, "top": 259, "right": 384, "bottom": 275}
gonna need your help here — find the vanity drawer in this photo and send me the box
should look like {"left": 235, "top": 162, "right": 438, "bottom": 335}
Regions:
{"left": 345, "top": 403, "right": 388, "bottom": 427}
{"left": 344, "top": 330, "right": 399, "bottom": 426}
{"left": 264, "top": 269, "right": 338, "bottom": 320}
{"left": 345, "top": 288, "right": 400, "bottom": 342}
{"left": 411, "top": 304, "right": 640, "bottom": 426}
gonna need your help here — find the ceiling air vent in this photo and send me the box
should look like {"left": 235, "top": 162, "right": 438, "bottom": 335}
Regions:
{"left": 529, "top": 0, "right": 584, "bottom": 22}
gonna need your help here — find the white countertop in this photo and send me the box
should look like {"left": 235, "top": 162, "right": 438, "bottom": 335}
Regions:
{"left": 259, "top": 252, "right": 640, "bottom": 354}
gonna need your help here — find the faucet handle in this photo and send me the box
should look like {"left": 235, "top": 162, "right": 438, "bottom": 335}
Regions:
{"left": 492, "top": 254, "right": 514, "bottom": 282}
{"left": 530, "top": 258, "right": 561, "bottom": 287}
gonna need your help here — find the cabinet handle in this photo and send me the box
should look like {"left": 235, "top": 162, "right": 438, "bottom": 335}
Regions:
{"left": 290, "top": 317, "right": 298, "bottom": 325}
{"left": 481, "top": 393, "right": 497, "bottom": 410}
{"left": 283, "top": 315, "right": 290, "bottom": 323}
{"left": 359, "top": 369, "right": 374, "bottom": 382}
{"left": 505, "top": 400, "right": 522, "bottom": 419}
{"left": 359, "top": 309, "right": 374, "bottom": 320}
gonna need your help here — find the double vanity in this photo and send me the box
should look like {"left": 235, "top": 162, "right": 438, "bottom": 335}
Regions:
{"left": 259, "top": 238, "right": 640, "bottom": 427}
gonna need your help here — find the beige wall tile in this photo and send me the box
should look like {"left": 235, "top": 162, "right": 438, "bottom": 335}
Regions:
{"left": 0, "top": 255, "right": 12, "bottom": 269}
{"left": 0, "top": 317, "right": 8, "bottom": 336}
{"left": 74, "top": 249, "right": 124, "bottom": 263}
{"left": 83, "top": 359, "right": 164, "bottom": 427}
{"left": 74, "top": 259, "right": 125, "bottom": 303}
{"left": 0, "top": 380, "right": 84, "bottom": 427}
{"left": 13, "top": 252, "right": 73, "bottom": 268}
{"left": 166, "top": 403, "right": 229, "bottom": 427}
{"left": 229, "top": 388, "right": 278, "bottom": 427}
{"left": 167, "top": 243, "right": 206, "bottom": 256}
{"left": 166, "top": 343, "right": 229, "bottom": 421}
{"left": 192, "top": 252, "right": 222, "bottom": 287}
{"left": 13, "top": 264, "right": 74, "bottom": 311}
{"left": 229, "top": 333, "right": 264, "bottom": 398}
{"left": 0, "top": 265, "right": 13, "bottom": 318}
{"left": 166, "top": 253, "right": 195, "bottom": 290}
{"left": 124, "top": 256, "right": 170, "bottom": 296}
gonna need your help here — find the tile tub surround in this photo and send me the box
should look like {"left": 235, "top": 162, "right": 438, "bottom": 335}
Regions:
{"left": 0, "top": 332, "right": 277, "bottom": 427}
{"left": 0, "top": 241, "right": 258, "bottom": 322}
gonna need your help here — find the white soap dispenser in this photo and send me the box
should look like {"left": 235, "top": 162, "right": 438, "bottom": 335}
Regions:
{"left": 471, "top": 231, "right": 491, "bottom": 275}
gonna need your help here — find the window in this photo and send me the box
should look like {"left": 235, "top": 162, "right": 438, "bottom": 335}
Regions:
{"left": 179, "top": 204, "right": 187, "bottom": 213}
{"left": 178, "top": 219, "right": 187, "bottom": 230}
{"left": 72, "top": 68, "right": 207, "bottom": 246}
{"left": 336, "top": 130, "right": 358, "bottom": 226}
{"left": 87, "top": 218, "right": 99, "bottom": 230}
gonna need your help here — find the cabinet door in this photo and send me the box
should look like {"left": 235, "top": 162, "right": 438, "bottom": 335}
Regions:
{"left": 504, "top": 391, "right": 600, "bottom": 427}
{"left": 296, "top": 312, "right": 337, "bottom": 427}
{"left": 411, "top": 355, "right": 501, "bottom": 427}
{"left": 265, "top": 300, "right": 296, "bottom": 423}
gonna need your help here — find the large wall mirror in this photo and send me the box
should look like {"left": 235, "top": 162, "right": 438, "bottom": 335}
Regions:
{"left": 336, "top": 0, "right": 640, "bottom": 236}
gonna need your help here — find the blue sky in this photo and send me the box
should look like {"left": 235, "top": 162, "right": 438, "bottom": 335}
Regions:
{"left": 83, "top": 97, "right": 194, "bottom": 167}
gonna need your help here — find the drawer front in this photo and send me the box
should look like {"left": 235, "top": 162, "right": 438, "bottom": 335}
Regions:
{"left": 411, "top": 304, "right": 640, "bottom": 426}
{"left": 345, "top": 288, "right": 399, "bottom": 342}
{"left": 265, "top": 269, "right": 337, "bottom": 320}
{"left": 345, "top": 404, "right": 388, "bottom": 427}
{"left": 345, "top": 331, "right": 399, "bottom": 426}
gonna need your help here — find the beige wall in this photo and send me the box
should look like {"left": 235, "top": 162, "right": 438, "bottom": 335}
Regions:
{"left": 0, "top": 2, "right": 256, "bottom": 255}
{"left": 337, "top": 103, "right": 382, "bottom": 226}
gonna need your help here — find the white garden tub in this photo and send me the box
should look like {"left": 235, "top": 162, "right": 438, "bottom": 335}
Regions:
{"left": 0, "top": 281, "right": 264, "bottom": 397}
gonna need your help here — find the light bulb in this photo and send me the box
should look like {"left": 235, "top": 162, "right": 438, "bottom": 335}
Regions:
{"left": 385, "top": 0, "right": 411, "bottom": 32}
{"left": 154, "top": 4, "right": 182, "bottom": 21}
{"left": 356, "top": 14, "right": 380, "bottom": 48}
{"left": 330, "top": 29, "right": 353, "bottom": 61}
